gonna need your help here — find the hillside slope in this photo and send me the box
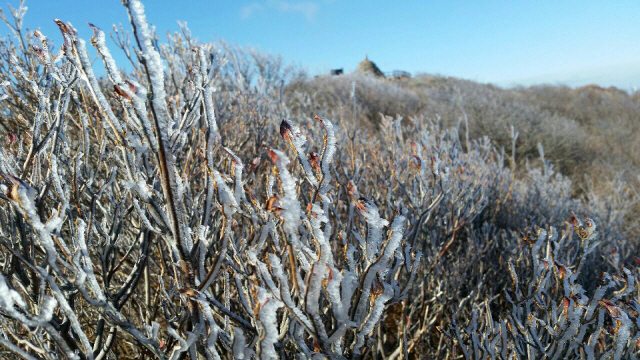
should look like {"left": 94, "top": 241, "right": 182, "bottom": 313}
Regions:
{"left": 286, "top": 73, "right": 640, "bottom": 197}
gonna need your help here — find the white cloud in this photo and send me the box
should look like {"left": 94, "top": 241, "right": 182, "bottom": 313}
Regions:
{"left": 240, "top": 0, "right": 319, "bottom": 22}
{"left": 240, "top": 3, "right": 264, "bottom": 20}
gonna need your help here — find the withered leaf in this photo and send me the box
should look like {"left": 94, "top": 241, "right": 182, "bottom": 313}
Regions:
{"left": 598, "top": 299, "right": 621, "bottom": 318}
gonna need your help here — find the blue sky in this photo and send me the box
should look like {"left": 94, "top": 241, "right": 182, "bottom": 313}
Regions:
{"left": 8, "top": 0, "right": 640, "bottom": 90}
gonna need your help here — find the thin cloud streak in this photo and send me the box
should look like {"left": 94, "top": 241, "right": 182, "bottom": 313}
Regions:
{"left": 240, "top": 0, "right": 318, "bottom": 22}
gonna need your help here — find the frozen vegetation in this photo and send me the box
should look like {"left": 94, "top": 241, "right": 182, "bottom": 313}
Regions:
{"left": 0, "top": 0, "right": 638, "bottom": 359}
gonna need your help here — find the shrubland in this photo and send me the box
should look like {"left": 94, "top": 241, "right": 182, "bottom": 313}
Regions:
{"left": 288, "top": 73, "right": 640, "bottom": 198}
{"left": 0, "top": 1, "right": 638, "bottom": 359}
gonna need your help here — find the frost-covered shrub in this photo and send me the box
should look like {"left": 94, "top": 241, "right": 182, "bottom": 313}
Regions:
{"left": 0, "top": 1, "right": 420, "bottom": 358}
{"left": 446, "top": 217, "right": 640, "bottom": 359}
{"left": 0, "top": 1, "right": 637, "bottom": 359}
{"left": 356, "top": 115, "right": 638, "bottom": 358}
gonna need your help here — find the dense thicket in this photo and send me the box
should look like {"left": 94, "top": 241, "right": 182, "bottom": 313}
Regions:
{"left": 0, "top": 1, "right": 638, "bottom": 359}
